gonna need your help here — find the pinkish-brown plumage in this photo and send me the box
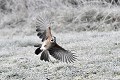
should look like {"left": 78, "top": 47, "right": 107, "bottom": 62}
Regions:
{"left": 34, "top": 16, "right": 77, "bottom": 63}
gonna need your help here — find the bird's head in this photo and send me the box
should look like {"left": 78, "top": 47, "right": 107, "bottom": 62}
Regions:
{"left": 46, "top": 26, "right": 56, "bottom": 42}
{"left": 40, "top": 27, "right": 56, "bottom": 50}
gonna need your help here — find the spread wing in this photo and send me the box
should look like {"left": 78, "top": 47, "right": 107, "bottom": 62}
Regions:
{"left": 48, "top": 43, "right": 77, "bottom": 63}
{"left": 35, "top": 14, "right": 51, "bottom": 42}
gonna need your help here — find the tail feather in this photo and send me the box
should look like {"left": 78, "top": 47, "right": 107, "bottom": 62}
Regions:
{"left": 34, "top": 44, "right": 42, "bottom": 47}
{"left": 40, "top": 50, "right": 49, "bottom": 61}
{"left": 35, "top": 48, "right": 42, "bottom": 55}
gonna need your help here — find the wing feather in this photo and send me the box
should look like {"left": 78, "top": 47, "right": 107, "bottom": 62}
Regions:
{"left": 49, "top": 43, "right": 76, "bottom": 63}
{"left": 35, "top": 14, "right": 51, "bottom": 42}
{"left": 40, "top": 50, "right": 49, "bottom": 61}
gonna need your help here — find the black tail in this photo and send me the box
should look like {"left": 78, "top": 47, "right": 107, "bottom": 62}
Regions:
{"left": 34, "top": 44, "right": 42, "bottom": 47}
{"left": 40, "top": 50, "right": 49, "bottom": 61}
{"left": 35, "top": 48, "right": 42, "bottom": 55}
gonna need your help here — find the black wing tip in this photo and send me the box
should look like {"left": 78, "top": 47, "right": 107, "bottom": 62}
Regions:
{"left": 37, "top": 31, "right": 46, "bottom": 38}
{"left": 35, "top": 48, "right": 42, "bottom": 55}
{"left": 37, "top": 33, "right": 42, "bottom": 37}
{"left": 36, "top": 28, "right": 41, "bottom": 32}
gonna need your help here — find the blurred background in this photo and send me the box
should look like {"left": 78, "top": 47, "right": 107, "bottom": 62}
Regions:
{"left": 0, "top": 0, "right": 120, "bottom": 36}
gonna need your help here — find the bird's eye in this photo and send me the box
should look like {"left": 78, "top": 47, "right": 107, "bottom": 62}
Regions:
{"left": 51, "top": 39, "right": 53, "bottom": 42}
{"left": 44, "top": 45, "right": 47, "bottom": 47}
{"left": 51, "top": 36, "right": 56, "bottom": 42}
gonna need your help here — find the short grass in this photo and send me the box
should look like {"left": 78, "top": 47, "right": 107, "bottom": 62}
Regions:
{"left": 1, "top": 31, "right": 120, "bottom": 80}
{"left": 1, "top": 0, "right": 120, "bottom": 80}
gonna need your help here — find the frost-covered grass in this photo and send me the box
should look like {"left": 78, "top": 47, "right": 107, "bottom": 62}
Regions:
{"left": 1, "top": 0, "right": 120, "bottom": 80}
{"left": 1, "top": 31, "right": 120, "bottom": 80}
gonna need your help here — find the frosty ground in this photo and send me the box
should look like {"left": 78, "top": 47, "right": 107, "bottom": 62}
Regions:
{"left": 1, "top": 0, "right": 120, "bottom": 80}
{"left": 0, "top": 30, "right": 120, "bottom": 80}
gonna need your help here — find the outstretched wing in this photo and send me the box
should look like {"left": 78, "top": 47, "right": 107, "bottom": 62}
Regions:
{"left": 48, "top": 43, "right": 77, "bottom": 63}
{"left": 35, "top": 14, "right": 51, "bottom": 42}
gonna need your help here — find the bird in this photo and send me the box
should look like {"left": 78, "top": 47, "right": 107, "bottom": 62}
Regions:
{"left": 34, "top": 15, "right": 77, "bottom": 63}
